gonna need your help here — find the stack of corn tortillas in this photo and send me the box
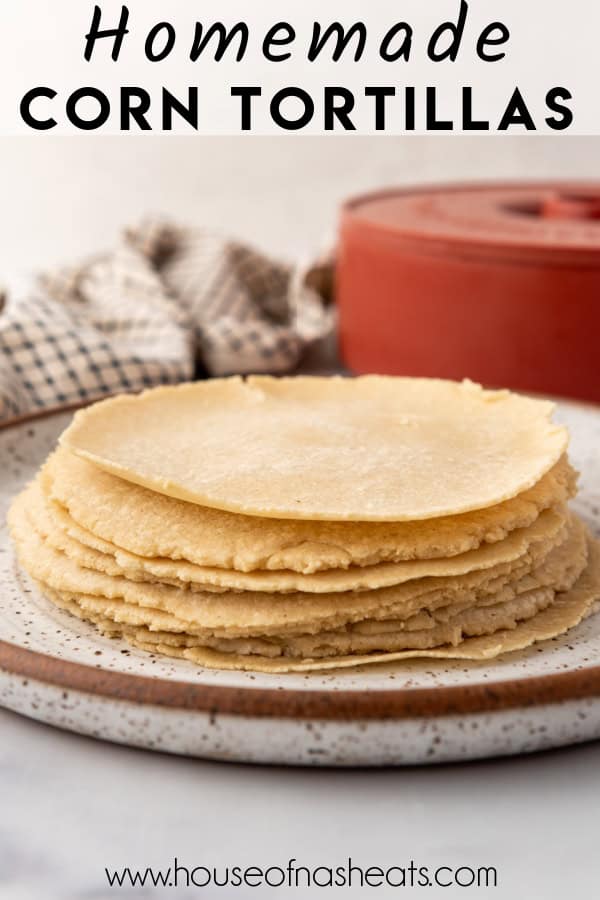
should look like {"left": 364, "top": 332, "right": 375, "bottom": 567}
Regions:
{"left": 8, "top": 376, "right": 600, "bottom": 673}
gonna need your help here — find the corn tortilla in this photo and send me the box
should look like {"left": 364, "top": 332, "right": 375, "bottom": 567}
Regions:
{"left": 43, "top": 584, "right": 557, "bottom": 656}
{"left": 14, "top": 482, "right": 570, "bottom": 598}
{"left": 42, "top": 447, "right": 576, "bottom": 575}
{"left": 37, "top": 538, "right": 600, "bottom": 673}
{"left": 33, "top": 531, "right": 585, "bottom": 645}
{"left": 9, "top": 492, "right": 585, "bottom": 639}
{"left": 60, "top": 376, "right": 568, "bottom": 521}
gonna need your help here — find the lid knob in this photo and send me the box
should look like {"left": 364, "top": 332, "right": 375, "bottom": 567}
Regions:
{"left": 541, "top": 192, "right": 600, "bottom": 220}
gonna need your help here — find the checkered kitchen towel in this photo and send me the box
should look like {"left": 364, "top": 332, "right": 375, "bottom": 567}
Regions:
{"left": 0, "top": 220, "right": 333, "bottom": 423}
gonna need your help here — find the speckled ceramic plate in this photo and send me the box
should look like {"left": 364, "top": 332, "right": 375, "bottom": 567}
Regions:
{"left": 1, "top": 402, "right": 600, "bottom": 767}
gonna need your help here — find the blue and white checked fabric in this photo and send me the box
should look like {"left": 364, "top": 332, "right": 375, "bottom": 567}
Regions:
{"left": 0, "top": 221, "right": 332, "bottom": 423}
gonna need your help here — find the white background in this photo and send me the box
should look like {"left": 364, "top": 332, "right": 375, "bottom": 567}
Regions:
{"left": 1, "top": 134, "right": 600, "bottom": 276}
{"left": 0, "top": 0, "right": 598, "bottom": 134}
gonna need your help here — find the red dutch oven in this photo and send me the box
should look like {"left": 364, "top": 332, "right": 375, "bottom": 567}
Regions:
{"left": 337, "top": 182, "right": 600, "bottom": 402}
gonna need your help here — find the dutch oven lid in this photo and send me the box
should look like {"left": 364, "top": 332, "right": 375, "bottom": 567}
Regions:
{"left": 343, "top": 182, "right": 600, "bottom": 265}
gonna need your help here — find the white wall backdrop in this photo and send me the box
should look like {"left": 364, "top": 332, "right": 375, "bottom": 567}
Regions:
{"left": 1, "top": 135, "right": 599, "bottom": 277}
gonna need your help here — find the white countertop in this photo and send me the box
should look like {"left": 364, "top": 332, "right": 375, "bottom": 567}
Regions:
{"left": 2, "top": 706, "right": 599, "bottom": 900}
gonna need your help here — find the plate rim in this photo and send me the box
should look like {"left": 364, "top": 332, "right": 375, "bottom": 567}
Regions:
{"left": 3, "top": 401, "right": 600, "bottom": 722}
{"left": 3, "top": 638, "right": 600, "bottom": 720}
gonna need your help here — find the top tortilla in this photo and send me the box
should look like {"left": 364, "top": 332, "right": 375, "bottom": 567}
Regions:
{"left": 60, "top": 375, "right": 568, "bottom": 521}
